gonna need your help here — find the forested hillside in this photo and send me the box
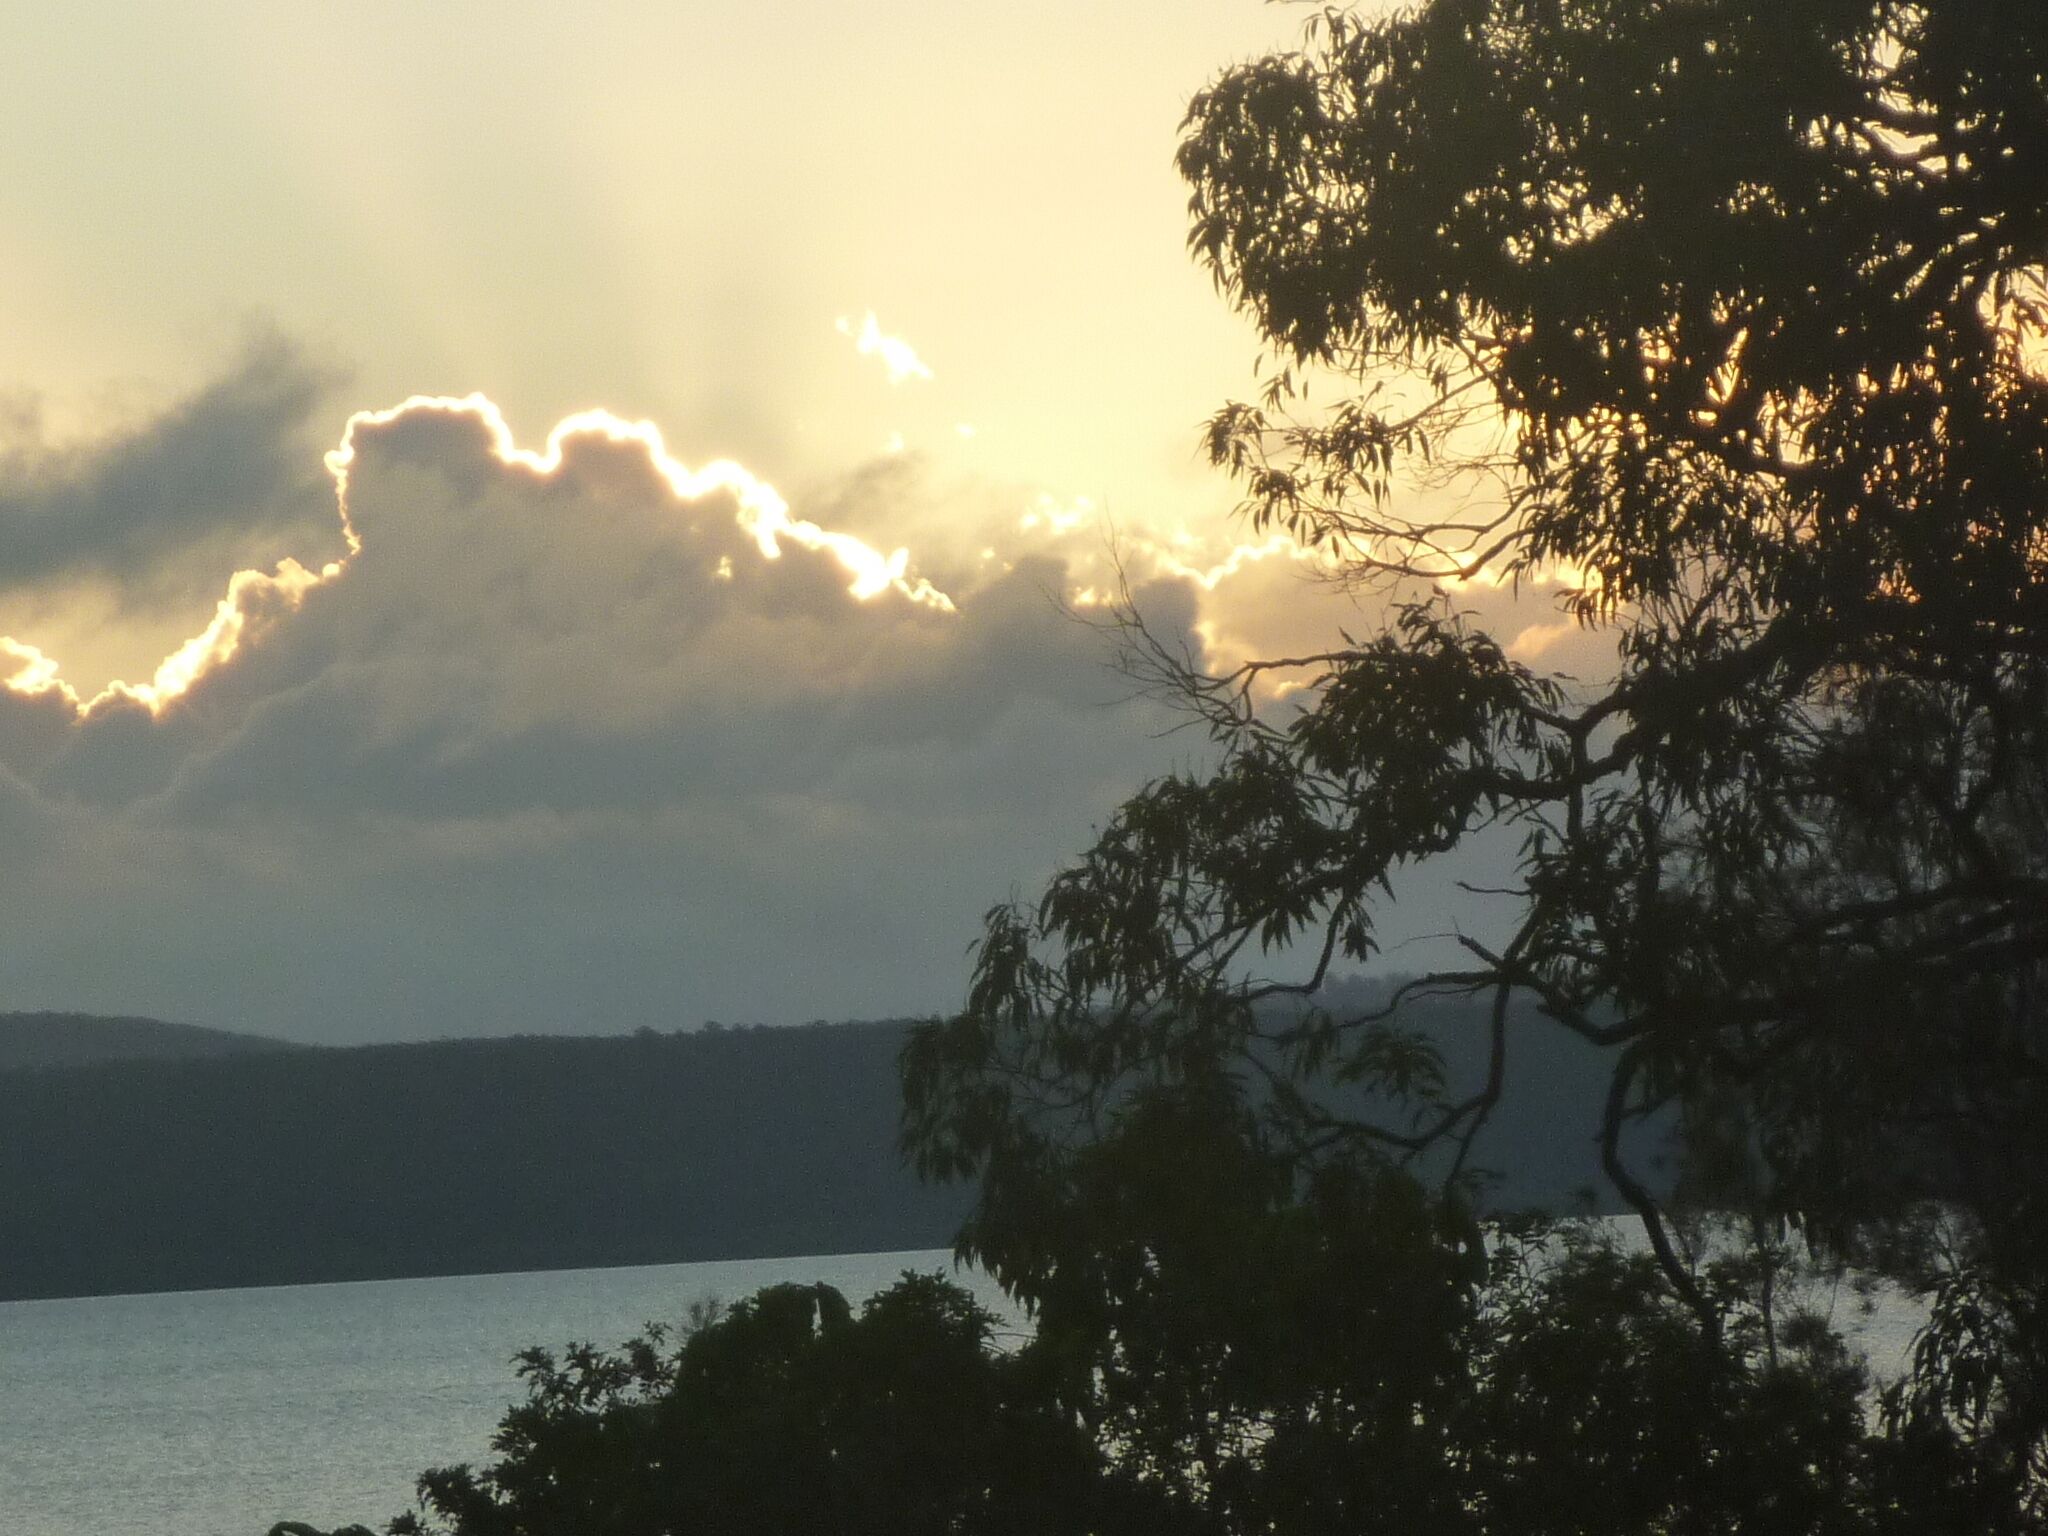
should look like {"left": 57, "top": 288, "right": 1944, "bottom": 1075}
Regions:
{"left": 0, "top": 1001, "right": 1641, "bottom": 1301}
{"left": 0, "top": 1011, "right": 300, "bottom": 1072}
{"left": 0, "top": 1021, "right": 965, "bottom": 1300}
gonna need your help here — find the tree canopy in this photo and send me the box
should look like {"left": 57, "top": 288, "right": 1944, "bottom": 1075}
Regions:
{"left": 381, "top": 1250, "right": 1997, "bottom": 1536}
{"left": 385, "top": 1275, "right": 1150, "bottom": 1536}
{"left": 905, "top": 0, "right": 2047, "bottom": 1494}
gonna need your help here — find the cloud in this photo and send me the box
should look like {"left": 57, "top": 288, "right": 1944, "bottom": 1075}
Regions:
{"left": 1506, "top": 619, "right": 1574, "bottom": 662}
{"left": 0, "top": 389, "right": 1197, "bottom": 1041}
{"left": 836, "top": 311, "right": 934, "bottom": 384}
{"left": 0, "top": 351, "right": 1611, "bottom": 1042}
{"left": 0, "top": 333, "right": 342, "bottom": 605}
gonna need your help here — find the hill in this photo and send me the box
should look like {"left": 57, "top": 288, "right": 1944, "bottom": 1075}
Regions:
{"left": 0, "top": 999, "right": 1661, "bottom": 1302}
{"left": 0, "top": 1011, "right": 302, "bottom": 1072}
{"left": 0, "top": 1021, "right": 968, "bottom": 1301}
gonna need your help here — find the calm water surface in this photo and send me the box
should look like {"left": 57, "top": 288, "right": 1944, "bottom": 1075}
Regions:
{"left": 0, "top": 1250, "right": 989, "bottom": 1536}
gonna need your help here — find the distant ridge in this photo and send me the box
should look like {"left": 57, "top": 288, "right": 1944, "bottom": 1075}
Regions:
{"left": 0, "top": 1011, "right": 302, "bottom": 1073}
{"left": 0, "top": 1019, "right": 966, "bottom": 1301}
{"left": 0, "top": 996, "right": 1658, "bottom": 1301}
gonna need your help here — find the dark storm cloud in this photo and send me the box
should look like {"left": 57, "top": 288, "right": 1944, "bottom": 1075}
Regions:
{"left": 0, "top": 334, "right": 342, "bottom": 603}
{"left": 0, "top": 395, "right": 1199, "bottom": 1041}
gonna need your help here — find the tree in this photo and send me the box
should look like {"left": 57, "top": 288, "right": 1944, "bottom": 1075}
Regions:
{"left": 938, "top": 1077, "right": 1923, "bottom": 1535}
{"left": 352, "top": 1235, "right": 1971, "bottom": 1536}
{"left": 384, "top": 1273, "right": 1159, "bottom": 1536}
{"left": 905, "top": 0, "right": 2047, "bottom": 1492}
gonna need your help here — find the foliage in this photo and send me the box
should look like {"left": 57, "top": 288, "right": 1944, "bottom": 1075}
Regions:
{"left": 369, "top": 1211, "right": 2029, "bottom": 1535}
{"left": 385, "top": 1273, "right": 1154, "bottom": 1536}
{"left": 903, "top": 0, "right": 2047, "bottom": 1510}
{"left": 948, "top": 1064, "right": 2041, "bottom": 1531}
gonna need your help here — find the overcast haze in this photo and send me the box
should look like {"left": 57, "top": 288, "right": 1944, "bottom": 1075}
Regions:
{"left": 0, "top": 1, "right": 1579, "bottom": 1042}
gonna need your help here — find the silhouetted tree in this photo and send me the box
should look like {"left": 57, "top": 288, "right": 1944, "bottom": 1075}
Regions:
{"left": 371, "top": 1237, "right": 1985, "bottom": 1536}
{"left": 905, "top": 0, "right": 2046, "bottom": 1515}
{"left": 385, "top": 1273, "right": 1160, "bottom": 1536}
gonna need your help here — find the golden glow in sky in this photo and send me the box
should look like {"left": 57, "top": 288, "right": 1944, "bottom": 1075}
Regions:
{"left": 2, "top": 394, "right": 954, "bottom": 720}
{"left": 0, "top": 560, "right": 338, "bottom": 717}
{"left": 837, "top": 312, "right": 935, "bottom": 385}
{"left": 327, "top": 395, "right": 955, "bottom": 611}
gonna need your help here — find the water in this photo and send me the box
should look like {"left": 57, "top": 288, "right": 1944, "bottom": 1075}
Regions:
{"left": 0, "top": 1250, "right": 987, "bottom": 1536}
{"left": 0, "top": 1237, "right": 1924, "bottom": 1536}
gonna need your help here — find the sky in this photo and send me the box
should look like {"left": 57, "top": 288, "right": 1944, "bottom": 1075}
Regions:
{"left": 0, "top": 0, "right": 1577, "bottom": 1043}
